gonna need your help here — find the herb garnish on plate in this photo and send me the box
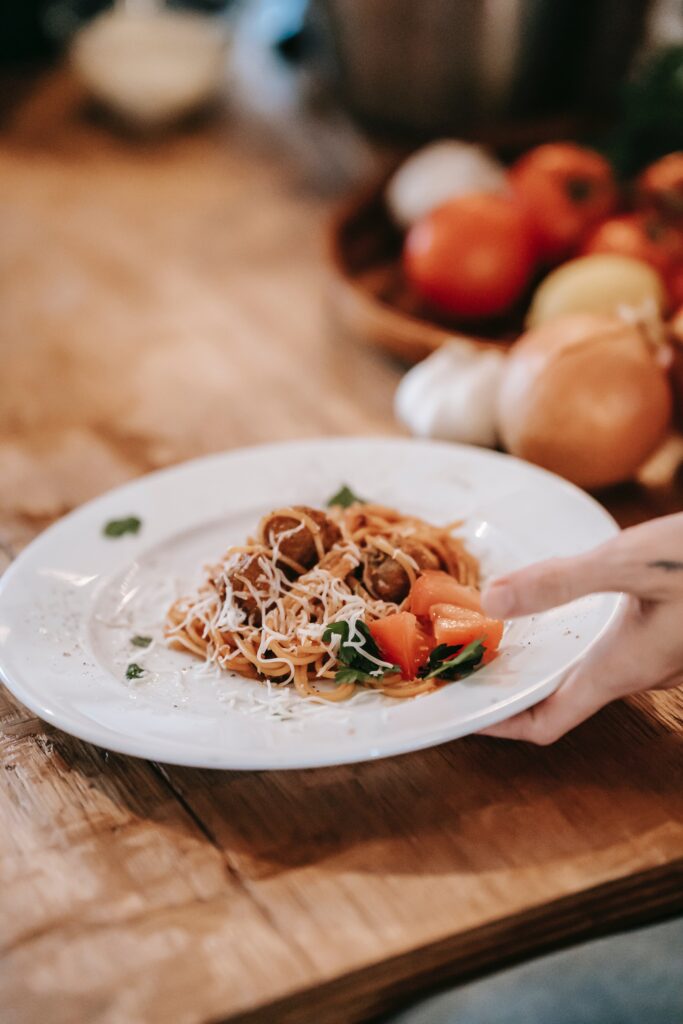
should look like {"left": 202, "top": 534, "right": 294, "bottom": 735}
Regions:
{"left": 103, "top": 516, "right": 142, "bottom": 538}
{"left": 326, "top": 485, "right": 366, "bottom": 509}
{"left": 131, "top": 635, "right": 152, "bottom": 648}
{"left": 419, "top": 640, "right": 486, "bottom": 681}
{"left": 323, "top": 620, "right": 399, "bottom": 685}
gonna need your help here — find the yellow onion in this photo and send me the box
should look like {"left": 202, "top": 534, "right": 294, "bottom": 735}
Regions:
{"left": 497, "top": 313, "right": 672, "bottom": 488}
{"left": 527, "top": 254, "right": 666, "bottom": 327}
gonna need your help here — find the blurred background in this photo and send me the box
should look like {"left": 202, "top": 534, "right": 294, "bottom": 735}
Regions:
{"left": 4, "top": 0, "right": 683, "bottom": 141}
{"left": 2, "top": 0, "right": 683, "bottom": 552}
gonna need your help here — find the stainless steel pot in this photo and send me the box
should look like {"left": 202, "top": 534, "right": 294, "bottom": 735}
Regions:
{"left": 308, "top": 0, "right": 652, "bottom": 135}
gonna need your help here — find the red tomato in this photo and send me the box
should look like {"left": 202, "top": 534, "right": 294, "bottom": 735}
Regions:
{"left": 403, "top": 193, "right": 536, "bottom": 319}
{"left": 582, "top": 213, "right": 683, "bottom": 282}
{"left": 509, "top": 143, "right": 617, "bottom": 262}
{"left": 637, "top": 152, "right": 683, "bottom": 224}
{"left": 409, "top": 570, "right": 482, "bottom": 617}
{"left": 369, "top": 612, "right": 432, "bottom": 680}
{"left": 429, "top": 603, "right": 504, "bottom": 662}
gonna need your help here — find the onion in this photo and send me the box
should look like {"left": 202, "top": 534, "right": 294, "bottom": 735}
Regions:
{"left": 527, "top": 254, "right": 667, "bottom": 328}
{"left": 497, "top": 313, "right": 672, "bottom": 488}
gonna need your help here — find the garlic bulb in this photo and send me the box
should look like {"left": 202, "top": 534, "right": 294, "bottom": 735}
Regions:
{"left": 395, "top": 341, "right": 505, "bottom": 447}
{"left": 386, "top": 141, "right": 508, "bottom": 229}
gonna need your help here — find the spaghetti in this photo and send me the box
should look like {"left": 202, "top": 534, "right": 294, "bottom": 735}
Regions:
{"left": 165, "top": 500, "right": 480, "bottom": 700}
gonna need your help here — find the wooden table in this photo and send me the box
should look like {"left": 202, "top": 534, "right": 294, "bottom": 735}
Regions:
{"left": 1, "top": 69, "right": 682, "bottom": 1024}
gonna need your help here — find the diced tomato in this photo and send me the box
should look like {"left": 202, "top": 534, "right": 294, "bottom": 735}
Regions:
{"left": 429, "top": 603, "right": 504, "bottom": 662}
{"left": 369, "top": 612, "right": 433, "bottom": 680}
{"left": 409, "top": 570, "right": 483, "bottom": 617}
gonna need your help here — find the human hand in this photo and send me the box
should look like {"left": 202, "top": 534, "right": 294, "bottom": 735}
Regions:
{"left": 480, "top": 513, "right": 683, "bottom": 744}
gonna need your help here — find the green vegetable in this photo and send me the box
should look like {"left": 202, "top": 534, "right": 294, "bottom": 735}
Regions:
{"left": 131, "top": 635, "right": 152, "bottom": 648}
{"left": 322, "top": 619, "right": 399, "bottom": 685}
{"left": 103, "top": 516, "right": 142, "bottom": 538}
{"left": 326, "top": 484, "right": 366, "bottom": 509}
{"left": 126, "top": 663, "right": 144, "bottom": 680}
{"left": 420, "top": 639, "right": 485, "bottom": 681}
{"left": 334, "top": 666, "right": 391, "bottom": 686}
{"left": 603, "top": 45, "right": 683, "bottom": 178}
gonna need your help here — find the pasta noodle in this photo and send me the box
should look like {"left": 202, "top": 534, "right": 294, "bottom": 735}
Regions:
{"left": 165, "top": 502, "right": 479, "bottom": 701}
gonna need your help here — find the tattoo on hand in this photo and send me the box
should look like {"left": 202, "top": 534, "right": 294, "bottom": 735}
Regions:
{"left": 647, "top": 559, "right": 683, "bottom": 572}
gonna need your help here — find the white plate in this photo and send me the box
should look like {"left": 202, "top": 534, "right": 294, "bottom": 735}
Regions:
{"left": 0, "top": 438, "right": 621, "bottom": 770}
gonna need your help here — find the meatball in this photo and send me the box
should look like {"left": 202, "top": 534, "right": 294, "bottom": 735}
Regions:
{"left": 264, "top": 506, "right": 341, "bottom": 570}
{"left": 218, "top": 554, "right": 269, "bottom": 616}
{"left": 365, "top": 539, "right": 441, "bottom": 603}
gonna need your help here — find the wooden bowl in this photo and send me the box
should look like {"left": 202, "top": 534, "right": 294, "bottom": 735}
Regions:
{"left": 328, "top": 177, "right": 524, "bottom": 364}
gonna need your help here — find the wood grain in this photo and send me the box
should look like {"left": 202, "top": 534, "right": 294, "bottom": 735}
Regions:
{"left": 1, "top": 68, "right": 682, "bottom": 1024}
{"left": 0, "top": 71, "right": 402, "bottom": 553}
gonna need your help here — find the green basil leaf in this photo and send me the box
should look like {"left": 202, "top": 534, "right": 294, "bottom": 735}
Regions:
{"left": 420, "top": 643, "right": 461, "bottom": 675}
{"left": 104, "top": 516, "right": 142, "bottom": 538}
{"left": 131, "top": 635, "right": 152, "bottom": 648}
{"left": 422, "top": 639, "right": 486, "bottom": 681}
{"left": 324, "top": 619, "right": 399, "bottom": 680}
{"left": 326, "top": 485, "right": 366, "bottom": 509}
{"left": 322, "top": 621, "right": 349, "bottom": 645}
{"left": 334, "top": 664, "right": 401, "bottom": 686}
{"left": 126, "top": 663, "right": 144, "bottom": 680}
{"left": 334, "top": 667, "right": 375, "bottom": 685}
{"left": 352, "top": 619, "right": 385, "bottom": 662}
{"left": 324, "top": 620, "right": 365, "bottom": 669}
